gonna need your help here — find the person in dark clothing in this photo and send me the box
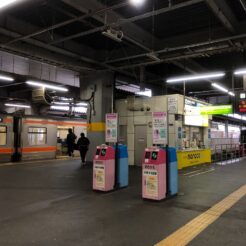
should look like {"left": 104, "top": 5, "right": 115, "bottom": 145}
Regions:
{"left": 66, "top": 128, "right": 77, "bottom": 157}
{"left": 77, "top": 133, "right": 90, "bottom": 164}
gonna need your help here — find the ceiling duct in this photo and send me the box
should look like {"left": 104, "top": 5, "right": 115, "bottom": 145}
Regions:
{"left": 32, "top": 88, "right": 50, "bottom": 105}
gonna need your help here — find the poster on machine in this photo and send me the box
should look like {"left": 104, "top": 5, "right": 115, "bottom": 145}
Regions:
{"left": 143, "top": 169, "right": 158, "bottom": 197}
{"left": 105, "top": 113, "right": 118, "bottom": 143}
{"left": 152, "top": 112, "right": 167, "bottom": 145}
{"left": 94, "top": 163, "right": 105, "bottom": 188}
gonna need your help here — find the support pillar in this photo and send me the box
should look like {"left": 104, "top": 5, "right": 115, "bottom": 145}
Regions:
{"left": 80, "top": 72, "right": 114, "bottom": 162}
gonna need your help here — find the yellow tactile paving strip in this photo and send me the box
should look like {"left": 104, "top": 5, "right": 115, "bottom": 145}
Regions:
{"left": 155, "top": 185, "right": 246, "bottom": 246}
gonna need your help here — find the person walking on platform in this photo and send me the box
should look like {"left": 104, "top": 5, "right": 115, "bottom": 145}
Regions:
{"left": 77, "top": 133, "right": 90, "bottom": 165}
{"left": 66, "top": 128, "right": 77, "bottom": 157}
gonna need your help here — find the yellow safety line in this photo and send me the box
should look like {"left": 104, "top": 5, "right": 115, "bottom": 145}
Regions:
{"left": 155, "top": 184, "right": 246, "bottom": 246}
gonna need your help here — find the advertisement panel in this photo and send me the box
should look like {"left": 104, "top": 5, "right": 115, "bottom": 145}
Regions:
{"left": 152, "top": 112, "right": 167, "bottom": 145}
{"left": 105, "top": 113, "right": 118, "bottom": 143}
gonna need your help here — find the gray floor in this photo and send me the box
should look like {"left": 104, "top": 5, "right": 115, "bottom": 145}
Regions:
{"left": 0, "top": 159, "right": 245, "bottom": 246}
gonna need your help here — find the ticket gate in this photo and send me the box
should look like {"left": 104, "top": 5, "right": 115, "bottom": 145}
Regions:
{"left": 142, "top": 147, "right": 167, "bottom": 200}
{"left": 142, "top": 147, "right": 178, "bottom": 201}
{"left": 93, "top": 145, "right": 115, "bottom": 191}
{"left": 93, "top": 144, "right": 129, "bottom": 192}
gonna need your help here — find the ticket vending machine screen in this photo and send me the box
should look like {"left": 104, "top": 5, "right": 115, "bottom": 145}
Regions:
{"left": 151, "top": 152, "right": 158, "bottom": 160}
{"left": 145, "top": 152, "right": 151, "bottom": 159}
{"left": 96, "top": 149, "right": 100, "bottom": 156}
{"left": 101, "top": 149, "right": 107, "bottom": 156}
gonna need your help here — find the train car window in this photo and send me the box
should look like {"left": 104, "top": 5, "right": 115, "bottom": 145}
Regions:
{"left": 0, "top": 126, "right": 7, "bottom": 146}
{"left": 28, "top": 127, "right": 47, "bottom": 145}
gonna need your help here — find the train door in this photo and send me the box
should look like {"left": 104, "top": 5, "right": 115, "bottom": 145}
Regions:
{"left": 57, "top": 126, "right": 73, "bottom": 157}
{"left": 0, "top": 116, "right": 13, "bottom": 163}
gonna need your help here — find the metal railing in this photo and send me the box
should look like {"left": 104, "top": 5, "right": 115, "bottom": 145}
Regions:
{"left": 211, "top": 143, "right": 246, "bottom": 164}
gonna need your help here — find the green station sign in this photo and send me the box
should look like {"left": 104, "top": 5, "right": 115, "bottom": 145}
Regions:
{"left": 200, "top": 105, "right": 232, "bottom": 115}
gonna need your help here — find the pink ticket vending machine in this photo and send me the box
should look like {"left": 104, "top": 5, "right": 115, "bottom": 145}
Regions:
{"left": 142, "top": 147, "right": 167, "bottom": 200}
{"left": 93, "top": 145, "right": 115, "bottom": 192}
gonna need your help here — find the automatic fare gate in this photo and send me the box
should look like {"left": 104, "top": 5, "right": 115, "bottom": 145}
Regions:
{"left": 93, "top": 144, "right": 129, "bottom": 192}
{"left": 142, "top": 146, "right": 178, "bottom": 201}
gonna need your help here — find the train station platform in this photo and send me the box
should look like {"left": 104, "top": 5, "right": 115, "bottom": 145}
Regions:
{"left": 0, "top": 159, "right": 245, "bottom": 246}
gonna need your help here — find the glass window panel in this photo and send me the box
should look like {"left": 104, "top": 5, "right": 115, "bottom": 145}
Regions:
{"left": 0, "top": 126, "right": 7, "bottom": 133}
{"left": 28, "top": 127, "right": 47, "bottom": 133}
{"left": 0, "top": 133, "right": 7, "bottom": 145}
{"left": 28, "top": 127, "right": 47, "bottom": 145}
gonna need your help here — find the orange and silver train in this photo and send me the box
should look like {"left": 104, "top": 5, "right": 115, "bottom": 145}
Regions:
{"left": 0, "top": 114, "right": 87, "bottom": 163}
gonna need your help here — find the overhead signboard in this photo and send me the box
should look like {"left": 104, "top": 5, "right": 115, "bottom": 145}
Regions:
{"left": 200, "top": 105, "right": 233, "bottom": 115}
{"left": 184, "top": 101, "right": 209, "bottom": 127}
{"left": 105, "top": 113, "right": 118, "bottom": 143}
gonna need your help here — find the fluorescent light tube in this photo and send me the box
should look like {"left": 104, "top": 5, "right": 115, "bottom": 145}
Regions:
{"left": 76, "top": 102, "right": 88, "bottom": 106}
{"left": 52, "top": 102, "right": 70, "bottom": 105}
{"left": 26, "top": 81, "right": 68, "bottom": 92}
{"left": 234, "top": 69, "right": 246, "bottom": 75}
{"left": 5, "top": 103, "right": 30, "bottom": 108}
{"left": 130, "top": 0, "right": 146, "bottom": 6}
{"left": 0, "top": 75, "right": 14, "bottom": 81}
{"left": 0, "top": 0, "right": 20, "bottom": 9}
{"left": 166, "top": 72, "right": 225, "bottom": 83}
{"left": 50, "top": 105, "right": 69, "bottom": 111}
{"left": 228, "top": 92, "right": 235, "bottom": 97}
{"left": 136, "top": 90, "right": 152, "bottom": 97}
{"left": 212, "top": 83, "right": 228, "bottom": 93}
{"left": 50, "top": 105, "right": 87, "bottom": 113}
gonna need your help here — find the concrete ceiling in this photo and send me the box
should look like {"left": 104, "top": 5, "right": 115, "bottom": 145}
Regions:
{"left": 0, "top": 0, "right": 246, "bottom": 96}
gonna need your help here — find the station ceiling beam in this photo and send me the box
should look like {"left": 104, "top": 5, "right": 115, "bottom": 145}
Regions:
{"left": 205, "top": 0, "right": 238, "bottom": 33}
{"left": 58, "top": 0, "right": 203, "bottom": 48}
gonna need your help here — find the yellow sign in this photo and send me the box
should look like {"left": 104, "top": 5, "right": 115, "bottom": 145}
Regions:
{"left": 177, "top": 149, "right": 211, "bottom": 169}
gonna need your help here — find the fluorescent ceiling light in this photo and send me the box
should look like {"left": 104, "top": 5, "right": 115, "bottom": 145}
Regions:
{"left": 50, "top": 105, "right": 87, "bottom": 113}
{"left": 76, "top": 102, "right": 88, "bottom": 106}
{"left": 0, "top": 75, "right": 14, "bottom": 81}
{"left": 0, "top": 0, "right": 21, "bottom": 9}
{"left": 51, "top": 105, "right": 69, "bottom": 111}
{"left": 26, "top": 81, "right": 68, "bottom": 92}
{"left": 73, "top": 107, "right": 87, "bottom": 113}
{"left": 212, "top": 83, "right": 228, "bottom": 93}
{"left": 5, "top": 103, "right": 30, "bottom": 108}
{"left": 136, "top": 90, "right": 152, "bottom": 97}
{"left": 234, "top": 69, "right": 246, "bottom": 75}
{"left": 116, "top": 83, "right": 152, "bottom": 97}
{"left": 52, "top": 101, "right": 70, "bottom": 105}
{"left": 166, "top": 72, "right": 225, "bottom": 83}
{"left": 228, "top": 92, "right": 235, "bottom": 97}
{"left": 240, "top": 93, "right": 246, "bottom": 99}
{"left": 130, "top": 0, "right": 146, "bottom": 6}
